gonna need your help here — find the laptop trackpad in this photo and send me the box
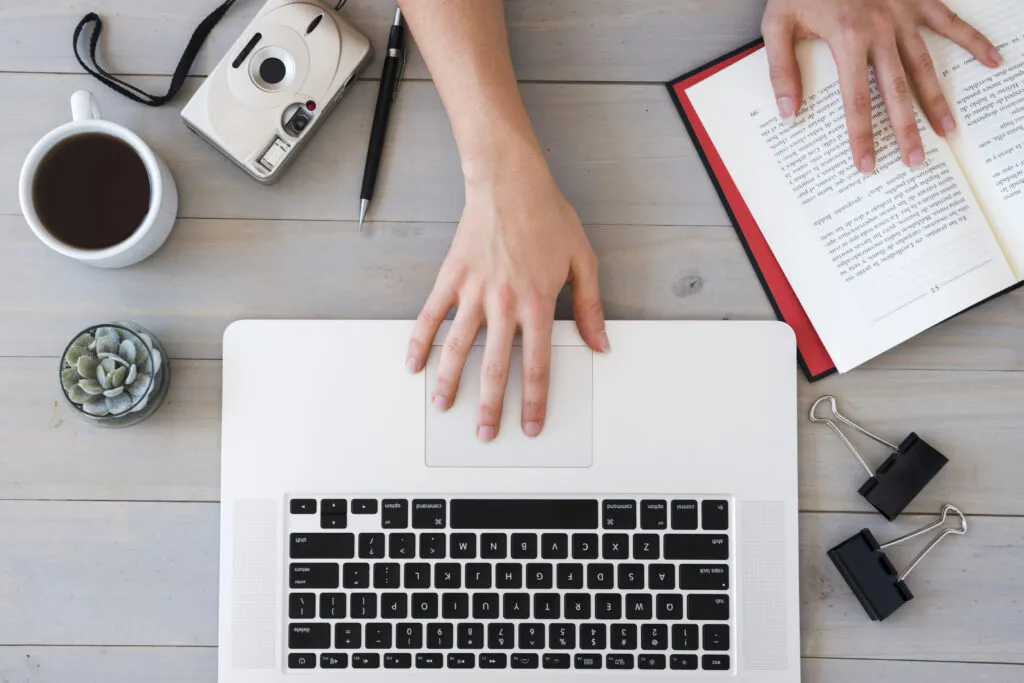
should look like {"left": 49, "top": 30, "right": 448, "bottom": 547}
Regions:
{"left": 425, "top": 345, "right": 593, "bottom": 468}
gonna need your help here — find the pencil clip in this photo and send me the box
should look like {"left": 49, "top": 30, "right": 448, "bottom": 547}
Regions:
{"left": 809, "top": 396, "right": 948, "bottom": 521}
{"left": 827, "top": 504, "right": 967, "bottom": 621}
{"left": 392, "top": 45, "right": 407, "bottom": 103}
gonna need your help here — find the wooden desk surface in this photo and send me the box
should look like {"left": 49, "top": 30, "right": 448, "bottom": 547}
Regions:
{"left": 1, "top": 2, "right": 1022, "bottom": 681}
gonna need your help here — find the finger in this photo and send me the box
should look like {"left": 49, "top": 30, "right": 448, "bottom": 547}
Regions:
{"left": 872, "top": 35, "right": 925, "bottom": 167}
{"left": 408, "top": 282, "right": 455, "bottom": 373}
{"left": 431, "top": 303, "right": 482, "bottom": 411}
{"left": 520, "top": 307, "right": 554, "bottom": 438}
{"left": 899, "top": 30, "right": 956, "bottom": 136}
{"left": 476, "top": 310, "right": 515, "bottom": 443}
{"left": 569, "top": 250, "right": 609, "bottom": 353}
{"left": 921, "top": 1, "right": 1002, "bottom": 68}
{"left": 829, "top": 39, "right": 876, "bottom": 173}
{"left": 762, "top": 14, "right": 803, "bottom": 119}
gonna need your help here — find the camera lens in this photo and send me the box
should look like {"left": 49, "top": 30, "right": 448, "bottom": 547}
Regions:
{"left": 292, "top": 115, "right": 309, "bottom": 132}
{"left": 259, "top": 57, "right": 286, "bottom": 85}
{"left": 285, "top": 109, "right": 312, "bottom": 136}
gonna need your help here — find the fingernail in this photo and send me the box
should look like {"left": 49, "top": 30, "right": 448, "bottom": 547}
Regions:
{"left": 989, "top": 48, "right": 1003, "bottom": 66}
{"left": 477, "top": 425, "right": 497, "bottom": 442}
{"left": 598, "top": 330, "right": 610, "bottom": 353}
{"left": 908, "top": 148, "right": 925, "bottom": 167}
{"left": 777, "top": 97, "right": 795, "bottom": 119}
{"left": 941, "top": 116, "right": 956, "bottom": 134}
{"left": 406, "top": 357, "right": 419, "bottom": 373}
{"left": 859, "top": 155, "right": 875, "bottom": 174}
{"left": 524, "top": 421, "right": 542, "bottom": 437}
{"left": 432, "top": 395, "right": 451, "bottom": 411}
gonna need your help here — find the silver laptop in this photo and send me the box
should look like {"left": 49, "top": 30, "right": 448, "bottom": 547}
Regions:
{"left": 219, "top": 320, "right": 800, "bottom": 682}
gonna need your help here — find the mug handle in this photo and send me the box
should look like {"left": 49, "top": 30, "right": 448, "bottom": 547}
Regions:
{"left": 70, "top": 90, "right": 102, "bottom": 122}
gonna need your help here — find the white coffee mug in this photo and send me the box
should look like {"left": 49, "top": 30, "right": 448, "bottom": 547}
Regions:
{"left": 18, "top": 90, "right": 178, "bottom": 268}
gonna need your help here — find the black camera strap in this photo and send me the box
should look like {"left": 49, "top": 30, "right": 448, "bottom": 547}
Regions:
{"left": 72, "top": 0, "right": 240, "bottom": 107}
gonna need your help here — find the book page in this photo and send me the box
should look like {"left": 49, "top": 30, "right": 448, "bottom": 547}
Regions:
{"left": 686, "top": 41, "right": 1016, "bottom": 372}
{"left": 929, "top": 0, "right": 1024, "bottom": 277}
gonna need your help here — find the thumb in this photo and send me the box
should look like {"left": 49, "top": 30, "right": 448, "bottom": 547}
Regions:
{"left": 569, "top": 251, "right": 609, "bottom": 353}
{"left": 762, "top": 14, "right": 803, "bottom": 119}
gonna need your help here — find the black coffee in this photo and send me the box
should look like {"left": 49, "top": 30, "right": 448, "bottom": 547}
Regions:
{"left": 32, "top": 132, "right": 151, "bottom": 250}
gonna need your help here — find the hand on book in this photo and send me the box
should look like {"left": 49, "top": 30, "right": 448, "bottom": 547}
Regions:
{"left": 761, "top": 0, "right": 1002, "bottom": 173}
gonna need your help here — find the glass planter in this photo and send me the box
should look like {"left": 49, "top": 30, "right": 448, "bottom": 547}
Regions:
{"left": 58, "top": 321, "right": 170, "bottom": 428}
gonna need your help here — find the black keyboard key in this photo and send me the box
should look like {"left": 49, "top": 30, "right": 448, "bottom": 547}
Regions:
{"left": 427, "top": 622, "right": 453, "bottom": 649}
{"left": 602, "top": 534, "right": 629, "bottom": 559}
{"left": 290, "top": 533, "right": 354, "bottom": 560}
{"left": 384, "top": 653, "right": 411, "bottom": 669}
{"left": 320, "top": 653, "right": 347, "bottom": 669}
{"left": 688, "top": 594, "right": 729, "bottom": 621}
{"left": 649, "top": 564, "right": 675, "bottom": 590}
{"left": 596, "top": 593, "right": 622, "bottom": 619}
{"left": 556, "top": 562, "right": 584, "bottom": 589}
{"left": 672, "top": 624, "right": 698, "bottom": 650}
{"left": 388, "top": 533, "right": 415, "bottom": 559}
{"left": 580, "top": 623, "right": 607, "bottom": 650}
{"left": 335, "top": 623, "right": 361, "bottom": 649}
{"left": 442, "top": 593, "right": 470, "bottom": 620}
{"left": 451, "top": 499, "right": 598, "bottom": 529}
{"left": 607, "top": 654, "right": 635, "bottom": 669}
{"left": 564, "top": 593, "right": 591, "bottom": 619}
{"left": 321, "top": 499, "right": 347, "bottom": 529}
{"left": 549, "top": 623, "right": 576, "bottom": 649}
{"left": 543, "top": 653, "right": 571, "bottom": 669}
{"left": 412, "top": 593, "right": 438, "bottom": 619}
{"left": 511, "top": 533, "right": 538, "bottom": 559}
{"left": 473, "top": 593, "right": 500, "bottom": 619}
{"left": 703, "top": 624, "right": 730, "bottom": 650}
{"left": 447, "top": 653, "right": 474, "bottom": 669}
{"left": 380, "top": 592, "right": 407, "bottom": 619}
{"left": 381, "top": 499, "right": 408, "bottom": 528}
{"left": 351, "top": 499, "right": 377, "bottom": 514}
{"left": 403, "top": 563, "right": 430, "bottom": 588}
{"left": 373, "top": 562, "right": 400, "bottom": 589}
{"left": 458, "top": 622, "right": 484, "bottom": 649}
{"left": 450, "top": 533, "right": 477, "bottom": 558}
{"left": 588, "top": 563, "right": 614, "bottom": 589}
{"left": 289, "top": 623, "right": 330, "bottom": 649}
{"left": 396, "top": 623, "right": 422, "bottom": 649}
{"left": 633, "top": 534, "right": 660, "bottom": 560}
{"left": 518, "top": 623, "right": 545, "bottom": 649}
{"left": 289, "top": 592, "right": 315, "bottom": 619}
{"left": 671, "top": 500, "right": 698, "bottom": 529}
{"left": 351, "top": 653, "right": 379, "bottom": 669}
{"left": 466, "top": 563, "right": 492, "bottom": 589}
{"left": 641, "top": 500, "right": 668, "bottom": 529}
{"left": 657, "top": 593, "right": 683, "bottom": 620}
{"left": 290, "top": 499, "right": 316, "bottom": 514}
{"left": 480, "top": 653, "right": 507, "bottom": 669}
{"left": 603, "top": 499, "right": 637, "bottom": 529}
{"left": 703, "top": 654, "right": 731, "bottom": 671}
{"left": 702, "top": 500, "right": 729, "bottom": 530}
{"left": 435, "top": 563, "right": 461, "bottom": 589}
{"left": 358, "top": 533, "right": 384, "bottom": 559}
{"left": 534, "top": 593, "right": 561, "bottom": 619}
{"left": 511, "top": 653, "right": 539, "bottom": 669}
{"left": 671, "top": 654, "right": 699, "bottom": 670}
{"left": 664, "top": 534, "right": 729, "bottom": 560}
{"left": 572, "top": 533, "right": 599, "bottom": 559}
{"left": 321, "top": 499, "right": 346, "bottom": 515}
{"left": 288, "top": 653, "right": 315, "bottom": 669}
{"left": 639, "top": 654, "right": 667, "bottom": 670}
{"left": 480, "top": 533, "right": 507, "bottom": 558}
{"left": 642, "top": 624, "right": 668, "bottom": 650}
{"left": 611, "top": 623, "right": 637, "bottom": 650}
{"left": 618, "top": 563, "right": 645, "bottom": 589}
{"left": 320, "top": 514, "right": 346, "bottom": 529}
{"left": 526, "top": 563, "right": 553, "bottom": 589}
{"left": 575, "top": 653, "right": 602, "bottom": 669}
{"left": 419, "top": 533, "right": 446, "bottom": 559}
{"left": 350, "top": 593, "right": 377, "bottom": 619}
{"left": 412, "top": 499, "right": 446, "bottom": 529}
{"left": 680, "top": 563, "right": 730, "bottom": 590}
{"left": 341, "top": 563, "right": 369, "bottom": 589}
{"left": 365, "top": 623, "right": 391, "bottom": 649}
{"left": 290, "top": 563, "right": 339, "bottom": 589}
{"left": 541, "top": 533, "right": 569, "bottom": 559}
{"left": 318, "top": 593, "right": 345, "bottom": 619}
{"left": 416, "top": 653, "right": 442, "bottom": 668}
{"left": 504, "top": 593, "right": 531, "bottom": 619}
{"left": 626, "top": 593, "right": 652, "bottom": 620}
{"left": 496, "top": 563, "right": 523, "bottom": 588}
{"left": 487, "top": 623, "right": 514, "bottom": 649}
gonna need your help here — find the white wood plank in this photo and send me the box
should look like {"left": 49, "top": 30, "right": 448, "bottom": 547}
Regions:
{"left": 0, "top": 1, "right": 765, "bottom": 83}
{"left": 1, "top": 502, "right": 1021, "bottom": 663}
{"left": 801, "top": 659, "right": 1024, "bottom": 683}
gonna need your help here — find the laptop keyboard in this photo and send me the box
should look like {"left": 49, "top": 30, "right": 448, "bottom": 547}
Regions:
{"left": 286, "top": 496, "right": 732, "bottom": 673}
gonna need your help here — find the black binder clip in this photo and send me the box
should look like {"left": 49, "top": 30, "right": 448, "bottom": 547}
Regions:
{"left": 809, "top": 396, "right": 948, "bottom": 521}
{"left": 828, "top": 503, "right": 967, "bottom": 621}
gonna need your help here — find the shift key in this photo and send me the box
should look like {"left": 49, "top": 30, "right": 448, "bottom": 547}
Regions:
{"left": 664, "top": 534, "right": 729, "bottom": 560}
{"left": 290, "top": 563, "right": 339, "bottom": 588}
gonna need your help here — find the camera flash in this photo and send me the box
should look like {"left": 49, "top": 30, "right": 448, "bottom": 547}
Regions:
{"left": 306, "top": 100, "right": 316, "bottom": 111}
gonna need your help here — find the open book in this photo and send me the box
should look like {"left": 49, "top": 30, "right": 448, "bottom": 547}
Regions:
{"left": 669, "top": 0, "right": 1024, "bottom": 379}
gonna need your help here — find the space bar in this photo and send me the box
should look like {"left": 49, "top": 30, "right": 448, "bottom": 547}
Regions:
{"left": 450, "top": 499, "right": 599, "bottom": 529}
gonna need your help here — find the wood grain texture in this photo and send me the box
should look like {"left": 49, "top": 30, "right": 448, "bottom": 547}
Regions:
{"left": 0, "top": 0, "right": 765, "bottom": 82}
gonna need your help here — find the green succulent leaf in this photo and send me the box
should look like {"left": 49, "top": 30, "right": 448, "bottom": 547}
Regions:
{"left": 95, "top": 327, "right": 121, "bottom": 344}
{"left": 110, "top": 366, "right": 128, "bottom": 388}
{"left": 67, "top": 384, "right": 90, "bottom": 404}
{"left": 127, "top": 373, "right": 150, "bottom": 399}
{"left": 82, "top": 396, "right": 110, "bottom": 416}
{"left": 126, "top": 364, "right": 138, "bottom": 385}
{"left": 78, "top": 378, "right": 104, "bottom": 395}
{"left": 103, "top": 385, "right": 125, "bottom": 398}
{"left": 118, "top": 340, "right": 137, "bottom": 364}
{"left": 96, "top": 336, "right": 118, "bottom": 355}
{"left": 108, "top": 393, "right": 134, "bottom": 415}
{"left": 70, "top": 333, "right": 94, "bottom": 350}
{"left": 61, "top": 367, "right": 81, "bottom": 392}
{"left": 65, "top": 346, "right": 88, "bottom": 366}
{"left": 76, "top": 356, "right": 98, "bottom": 379}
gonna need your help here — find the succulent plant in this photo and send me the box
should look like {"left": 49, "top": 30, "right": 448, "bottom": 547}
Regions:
{"left": 60, "top": 326, "right": 163, "bottom": 417}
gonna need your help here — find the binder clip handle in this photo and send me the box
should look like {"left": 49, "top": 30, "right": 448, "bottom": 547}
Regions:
{"left": 809, "top": 395, "right": 898, "bottom": 477}
{"left": 880, "top": 503, "right": 967, "bottom": 581}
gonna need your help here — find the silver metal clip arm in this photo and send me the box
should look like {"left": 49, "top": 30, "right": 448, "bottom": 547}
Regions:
{"left": 809, "top": 395, "right": 898, "bottom": 478}
{"left": 879, "top": 504, "right": 968, "bottom": 582}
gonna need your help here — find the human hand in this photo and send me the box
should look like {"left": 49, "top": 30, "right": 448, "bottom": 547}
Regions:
{"left": 761, "top": 0, "right": 1002, "bottom": 172}
{"left": 406, "top": 152, "right": 608, "bottom": 442}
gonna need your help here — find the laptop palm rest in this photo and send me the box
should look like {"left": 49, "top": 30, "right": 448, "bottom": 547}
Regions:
{"left": 425, "top": 344, "right": 593, "bottom": 468}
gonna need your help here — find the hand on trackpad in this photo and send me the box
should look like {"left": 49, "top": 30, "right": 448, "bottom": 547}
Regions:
{"left": 425, "top": 345, "right": 594, "bottom": 468}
